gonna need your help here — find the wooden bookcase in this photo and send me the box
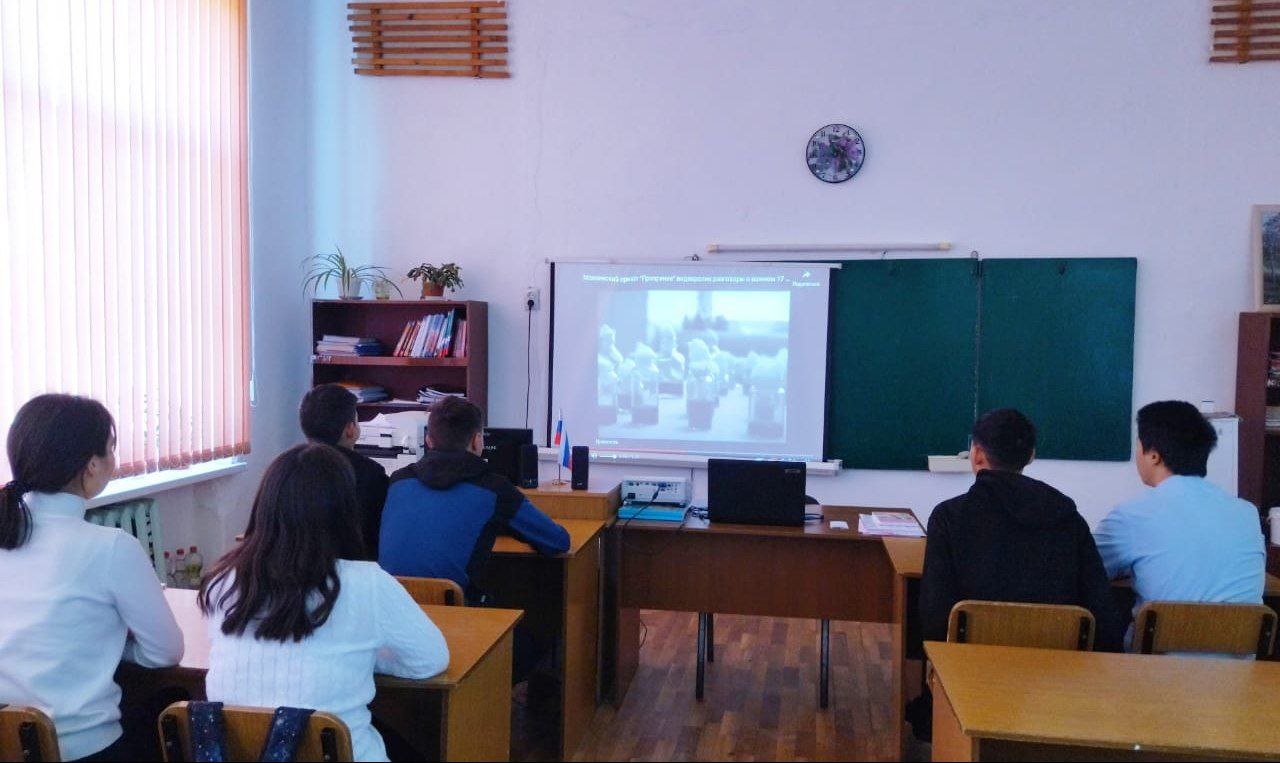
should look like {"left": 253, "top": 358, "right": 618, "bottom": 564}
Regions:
{"left": 311, "top": 299, "right": 488, "bottom": 419}
{"left": 1236, "top": 312, "right": 1280, "bottom": 573}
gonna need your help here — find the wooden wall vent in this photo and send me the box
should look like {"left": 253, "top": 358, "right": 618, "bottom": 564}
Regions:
{"left": 1212, "top": 1, "right": 1280, "bottom": 63}
{"left": 349, "top": 1, "right": 510, "bottom": 78}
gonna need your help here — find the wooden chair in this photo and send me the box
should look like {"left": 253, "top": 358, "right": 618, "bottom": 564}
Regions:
{"left": 1135, "top": 601, "right": 1277, "bottom": 658}
{"left": 158, "top": 702, "right": 352, "bottom": 762}
{"left": 947, "top": 600, "right": 1095, "bottom": 651}
{"left": 395, "top": 576, "right": 466, "bottom": 606}
{"left": 0, "top": 705, "right": 60, "bottom": 762}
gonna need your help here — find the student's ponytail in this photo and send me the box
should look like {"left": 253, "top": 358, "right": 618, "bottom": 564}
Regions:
{"left": 0, "top": 394, "right": 116, "bottom": 551}
{"left": 0, "top": 480, "right": 33, "bottom": 550}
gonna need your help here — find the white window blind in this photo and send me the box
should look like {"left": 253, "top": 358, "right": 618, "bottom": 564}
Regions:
{"left": 0, "top": 0, "right": 250, "bottom": 477}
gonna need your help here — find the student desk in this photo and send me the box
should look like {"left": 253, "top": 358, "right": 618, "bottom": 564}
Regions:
{"left": 925, "top": 641, "right": 1280, "bottom": 761}
{"left": 474, "top": 519, "right": 604, "bottom": 761}
{"left": 118, "top": 588, "right": 522, "bottom": 762}
{"left": 614, "top": 506, "right": 910, "bottom": 706}
{"left": 886, "top": 537, "right": 1280, "bottom": 761}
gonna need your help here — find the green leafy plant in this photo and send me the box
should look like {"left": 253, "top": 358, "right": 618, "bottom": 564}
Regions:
{"left": 302, "top": 247, "right": 402, "bottom": 299}
{"left": 406, "top": 262, "right": 464, "bottom": 293}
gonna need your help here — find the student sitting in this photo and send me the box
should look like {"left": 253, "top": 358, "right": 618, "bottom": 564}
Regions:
{"left": 1094, "top": 401, "right": 1265, "bottom": 644}
{"left": 378, "top": 396, "right": 570, "bottom": 600}
{"left": 920, "top": 409, "right": 1123, "bottom": 650}
{"left": 200, "top": 444, "right": 448, "bottom": 763}
{"left": 0, "top": 394, "right": 183, "bottom": 762}
{"left": 299, "top": 383, "right": 390, "bottom": 559}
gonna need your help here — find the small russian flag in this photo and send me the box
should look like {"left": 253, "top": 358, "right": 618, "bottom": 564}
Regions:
{"left": 553, "top": 413, "right": 571, "bottom": 468}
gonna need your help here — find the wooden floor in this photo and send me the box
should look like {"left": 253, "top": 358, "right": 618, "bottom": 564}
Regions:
{"left": 515, "top": 611, "right": 909, "bottom": 762}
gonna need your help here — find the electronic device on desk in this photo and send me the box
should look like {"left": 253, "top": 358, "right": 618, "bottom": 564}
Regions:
{"left": 707, "top": 458, "right": 807, "bottom": 527}
{"left": 618, "top": 476, "right": 693, "bottom": 522}
{"left": 571, "top": 445, "right": 590, "bottom": 490}
{"left": 354, "top": 424, "right": 407, "bottom": 458}
{"left": 483, "top": 428, "right": 534, "bottom": 484}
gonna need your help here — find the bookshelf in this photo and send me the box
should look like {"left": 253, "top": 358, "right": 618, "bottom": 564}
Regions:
{"left": 311, "top": 299, "right": 488, "bottom": 418}
{"left": 1235, "top": 312, "right": 1280, "bottom": 573}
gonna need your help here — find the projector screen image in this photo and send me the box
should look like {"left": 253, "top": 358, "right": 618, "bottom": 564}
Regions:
{"left": 550, "top": 262, "right": 831, "bottom": 461}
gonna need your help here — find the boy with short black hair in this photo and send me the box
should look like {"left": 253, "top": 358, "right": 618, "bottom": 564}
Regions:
{"left": 1094, "top": 401, "right": 1264, "bottom": 639}
{"left": 299, "top": 383, "right": 389, "bottom": 559}
{"left": 919, "top": 408, "right": 1122, "bottom": 649}
{"left": 377, "top": 396, "right": 570, "bottom": 600}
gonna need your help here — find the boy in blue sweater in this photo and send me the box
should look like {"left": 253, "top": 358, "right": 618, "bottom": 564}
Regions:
{"left": 379, "top": 396, "right": 570, "bottom": 601}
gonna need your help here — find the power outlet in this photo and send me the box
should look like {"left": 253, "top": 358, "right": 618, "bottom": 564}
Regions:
{"left": 525, "top": 287, "right": 541, "bottom": 311}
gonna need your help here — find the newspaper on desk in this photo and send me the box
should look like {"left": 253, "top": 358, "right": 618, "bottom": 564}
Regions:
{"left": 857, "top": 512, "right": 925, "bottom": 538}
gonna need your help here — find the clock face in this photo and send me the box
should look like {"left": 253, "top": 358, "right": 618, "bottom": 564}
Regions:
{"left": 806, "top": 124, "right": 865, "bottom": 183}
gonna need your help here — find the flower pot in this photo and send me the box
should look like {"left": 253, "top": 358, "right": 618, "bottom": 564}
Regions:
{"left": 339, "top": 279, "right": 363, "bottom": 300}
{"left": 421, "top": 282, "right": 445, "bottom": 299}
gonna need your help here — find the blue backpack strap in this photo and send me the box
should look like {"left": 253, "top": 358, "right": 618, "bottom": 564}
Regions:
{"left": 258, "top": 707, "right": 316, "bottom": 763}
{"left": 187, "top": 701, "right": 227, "bottom": 763}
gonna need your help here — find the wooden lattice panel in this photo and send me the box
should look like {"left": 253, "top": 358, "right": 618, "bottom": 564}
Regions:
{"left": 1212, "top": 1, "right": 1280, "bottom": 63}
{"left": 349, "top": 1, "right": 510, "bottom": 77}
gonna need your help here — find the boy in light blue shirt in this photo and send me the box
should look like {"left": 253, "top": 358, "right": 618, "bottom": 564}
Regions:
{"left": 1094, "top": 401, "right": 1265, "bottom": 646}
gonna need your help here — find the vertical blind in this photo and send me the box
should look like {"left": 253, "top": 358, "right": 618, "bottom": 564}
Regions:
{"left": 0, "top": 0, "right": 250, "bottom": 477}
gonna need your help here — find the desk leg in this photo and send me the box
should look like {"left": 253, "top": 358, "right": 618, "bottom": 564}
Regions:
{"left": 819, "top": 619, "right": 830, "bottom": 709}
{"left": 442, "top": 630, "right": 514, "bottom": 761}
{"left": 696, "top": 613, "right": 707, "bottom": 700}
{"left": 892, "top": 574, "right": 908, "bottom": 761}
{"left": 560, "top": 537, "right": 601, "bottom": 759}
{"left": 705, "top": 612, "right": 715, "bottom": 662}
{"left": 929, "top": 672, "right": 976, "bottom": 762}
{"left": 604, "top": 527, "right": 640, "bottom": 705}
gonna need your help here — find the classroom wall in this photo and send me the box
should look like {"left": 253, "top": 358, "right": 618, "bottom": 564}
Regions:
{"left": 183, "top": 0, "right": 1278, "bottom": 539}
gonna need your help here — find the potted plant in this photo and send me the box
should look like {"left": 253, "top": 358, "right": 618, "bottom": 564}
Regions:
{"left": 407, "top": 262, "right": 464, "bottom": 299}
{"left": 302, "top": 247, "right": 402, "bottom": 300}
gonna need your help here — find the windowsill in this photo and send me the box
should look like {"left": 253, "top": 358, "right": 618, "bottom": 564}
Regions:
{"left": 87, "top": 457, "right": 249, "bottom": 509}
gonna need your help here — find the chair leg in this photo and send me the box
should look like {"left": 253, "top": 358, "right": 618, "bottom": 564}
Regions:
{"left": 706, "top": 612, "right": 715, "bottom": 662}
{"left": 819, "top": 619, "right": 830, "bottom": 709}
{"left": 696, "top": 613, "right": 707, "bottom": 701}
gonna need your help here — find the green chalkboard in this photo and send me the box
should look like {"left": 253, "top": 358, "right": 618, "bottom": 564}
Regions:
{"left": 825, "top": 259, "right": 979, "bottom": 470}
{"left": 977, "top": 258, "right": 1137, "bottom": 461}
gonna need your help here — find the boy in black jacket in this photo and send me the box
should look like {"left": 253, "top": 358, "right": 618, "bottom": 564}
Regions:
{"left": 919, "top": 408, "right": 1122, "bottom": 650}
{"left": 299, "top": 384, "right": 390, "bottom": 560}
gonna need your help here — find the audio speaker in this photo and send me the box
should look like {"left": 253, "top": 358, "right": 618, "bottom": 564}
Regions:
{"left": 571, "top": 445, "right": 590, "bottom": 490}
{"left": 518, "top": 443, "right": 539, "bottom": 489}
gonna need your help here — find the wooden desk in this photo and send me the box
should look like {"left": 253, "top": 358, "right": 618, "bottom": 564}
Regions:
{"left": 520, "top": 483, "right": 621, "bottom": 521}
{"left": 887, "top": 537, "right": 1280, "bottom": 761}
{"left": 121, "top": 589, "right": 521, "bottom": 762}
{"left": 926, "top": 641, "right": 1280, "bottom": 761}
{"left": 615, "top": 506, "right": 912, "bottom": 707}
{"left": 478, "top": 519, "right": 604, "bottom": 760}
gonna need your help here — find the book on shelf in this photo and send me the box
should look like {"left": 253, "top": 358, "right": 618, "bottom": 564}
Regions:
{"left": 417, "top": 385, "right": 465, "bottom": 405}
{"left": 335, "top": 381, "right": 388, "bottom": 403}
{"left": 392, "top": 310, "right": 468, "bottom": 359}
{"left": 315, "top": 335, "right": 384, "bottom": 356}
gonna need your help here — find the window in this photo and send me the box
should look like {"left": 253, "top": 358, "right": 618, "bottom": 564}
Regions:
{"left": 0, "top": 0, "right": 250, "bottom": 477}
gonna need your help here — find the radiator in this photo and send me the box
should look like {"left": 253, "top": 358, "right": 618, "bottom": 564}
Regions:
{"left": 86, "top": 498, "right": 165, "bottom": 578}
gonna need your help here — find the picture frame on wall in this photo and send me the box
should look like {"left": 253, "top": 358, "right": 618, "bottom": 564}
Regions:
{"left": 1255, "top": 205, "right": 1280, "bottom": 312}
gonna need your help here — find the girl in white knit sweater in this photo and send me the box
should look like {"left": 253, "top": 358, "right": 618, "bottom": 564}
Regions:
{"left": 199, "top": 444, "right": 448, "bottom": 762}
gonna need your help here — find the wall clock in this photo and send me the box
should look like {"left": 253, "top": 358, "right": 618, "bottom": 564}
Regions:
{"left": 806, "top": 124, "right": 865, "bottom": 183}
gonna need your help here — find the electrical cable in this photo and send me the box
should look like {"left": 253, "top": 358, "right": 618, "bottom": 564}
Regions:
{"left": 524, "top": 300, "right": 533, "bottom": 429}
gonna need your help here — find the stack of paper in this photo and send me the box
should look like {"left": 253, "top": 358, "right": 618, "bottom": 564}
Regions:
{"left": 315, "top": 335, "right": 383, "bottom": 356}
{"left": 416, "top": 386, "right": 465, "bottom": 405}
{"left": 857, "top": 512, "right": 924, "bottom": 537}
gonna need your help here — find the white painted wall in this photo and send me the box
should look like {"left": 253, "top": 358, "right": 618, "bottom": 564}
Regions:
{"left": 164, "top": 0, "right": 1276, "bottom": 546}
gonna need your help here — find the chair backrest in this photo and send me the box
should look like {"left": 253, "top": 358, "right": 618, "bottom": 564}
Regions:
{"left": 0, "top": 705, "right": 60, "bottom": 763}
{"left": 395, "top": 575, "right": 465, "bottom": 606}
{"left": 158, "top": 702, "right": 353, "bottom": 762}
{"left": 947, "top": 600, "right": 1095, "bottom": 651}
{"left": 1135, "top": 601, "right": 1278, "bottom": 658}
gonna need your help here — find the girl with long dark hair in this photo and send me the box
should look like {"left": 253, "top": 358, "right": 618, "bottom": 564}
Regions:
{"left": 0, "top": 394, "right": 184, "bottom": 761}
{"left": 199, "top": 443, "right": 448, "bottom": 762}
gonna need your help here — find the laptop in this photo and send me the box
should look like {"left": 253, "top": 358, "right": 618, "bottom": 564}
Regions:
{"left": 482, "top": 428, "right": 533, "bottom": 483}
{"left": 707, "top": 459, "right": 807, "bottom": 527}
